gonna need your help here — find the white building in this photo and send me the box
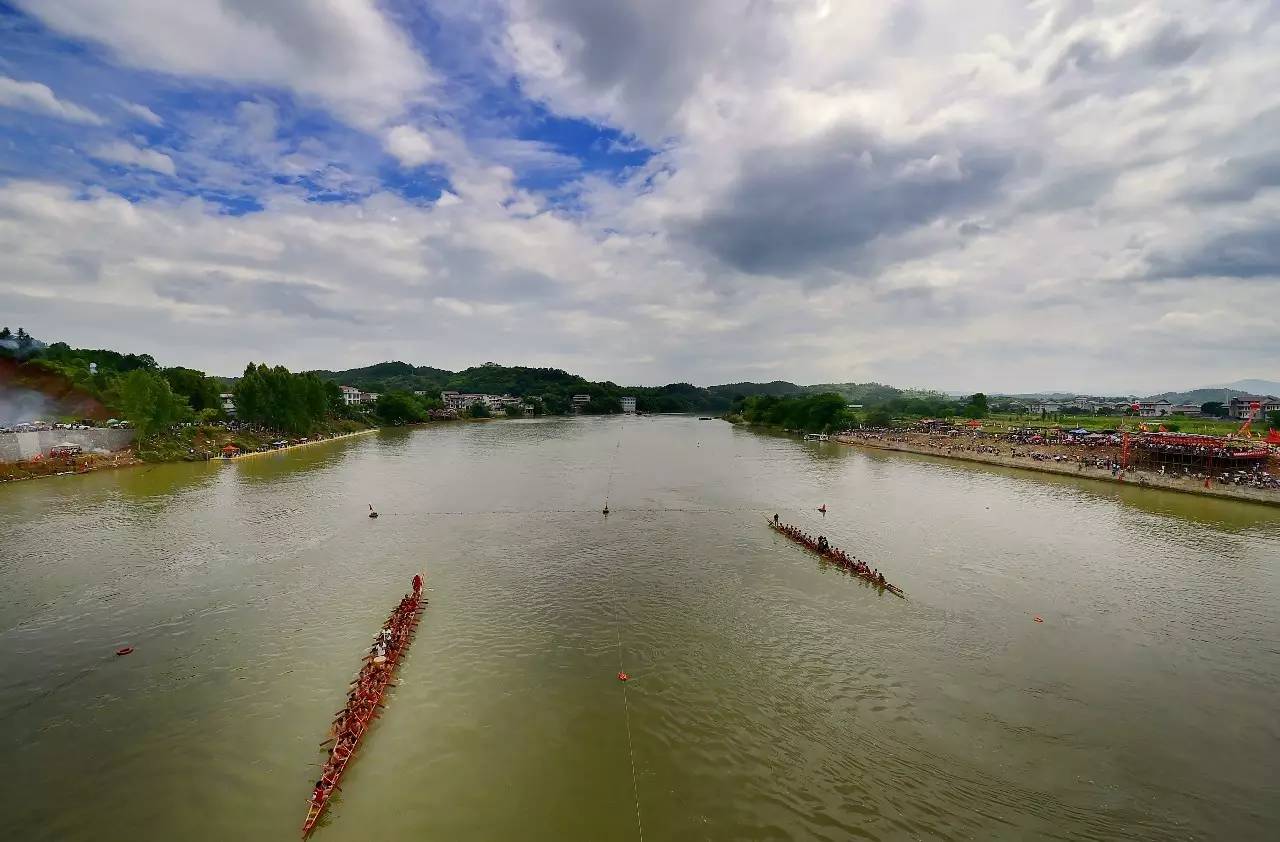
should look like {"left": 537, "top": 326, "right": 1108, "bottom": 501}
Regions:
{"left": 620, "top": 396, "right": 637, "bottom": 414}
{"left": 339, "top": 386, "right": 362, "bottom": 406}
{"left": 571, "top": 394, "right": 591, "bottom": 413}
{"left": 1137, "top": 399, "right": 1173, "bottom": 417}
{"left": 360, "top": 392, "right": 380, "bottom": 404}
{"left": 440, "top": 391, "right": 522, "bottom": 414}
{"left": 220, "top": 393, "right": 236, "bottom": 416}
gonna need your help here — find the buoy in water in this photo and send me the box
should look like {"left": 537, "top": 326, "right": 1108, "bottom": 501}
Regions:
{"left": 116, "top": 647, "right": 134, "bottom": 656}
{"left": 368, "top": 503, "right": 378, "bottom": 519}
{"left": 617, "top": 671, "right": 629, "bottom": 682}
{"left": 1034, "top": 616, "right": 1044, "bottom": 623}
{"left": 602, "top": 505, "right": 609, "bottom": 515}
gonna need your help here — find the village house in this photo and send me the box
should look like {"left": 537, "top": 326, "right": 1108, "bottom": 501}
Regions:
{"left": 1227, "top": 395, "right": 1280, "bottom": 419}
{"left": 1137, "top": 399, "right": 1173, "bottom": 417}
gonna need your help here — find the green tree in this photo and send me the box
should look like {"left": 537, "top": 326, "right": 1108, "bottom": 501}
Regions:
{"left": 163, "top": 367, "right": 222, "bottom": 413}
{"left": 1201, "top": 401, "right": 1227, "bottom": 418}
{"left": 0, "top": 327, "right": 10, "bottom": 339}
{"left": 504, "top": 403, "right": 524, "bottom": 418}
{"left": 113, "top": 369, "right": 189, "bottom": 437}
{"left": 1267, "top": 410, "right": 1280, "bottom": 430}
{"left": 468, "top": 401, "right": 491, "bottom": 418}
{"left": 375, "top": 392, "right": 427, "bottom": 425}
{"left": 865, "top": 406, "right": 894, "bottom": 428}
{"left": 234, "top": 362, "right": 331, "bottom": 434}
{"left": 963, "top": 392, "right": 989, "bottom": 419}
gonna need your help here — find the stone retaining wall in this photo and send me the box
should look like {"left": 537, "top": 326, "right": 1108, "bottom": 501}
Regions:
{"left": 0, "top": 428, "right": 135, "bottom": 463}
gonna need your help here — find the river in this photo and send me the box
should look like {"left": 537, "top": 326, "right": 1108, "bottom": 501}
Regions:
{"left": 2, "top": 416, "right": 1278, "bottom": 841}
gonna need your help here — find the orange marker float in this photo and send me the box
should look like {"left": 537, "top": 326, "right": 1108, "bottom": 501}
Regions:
{"left": 1033, "top": 616, "right": 1043, "bottom": 624}
{"left": 617, "top": 671, "right": 629, "bottom": 682}
{"left": 116, "top": 646, "right": 134, "bottom": 656}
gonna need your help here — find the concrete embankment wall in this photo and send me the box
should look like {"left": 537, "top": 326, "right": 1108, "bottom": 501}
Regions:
{"left": 0, "top": 428, "right": 135, "bottom": 463}
{"left": 833, "top": 436, "right": 1280, "bottom": 509}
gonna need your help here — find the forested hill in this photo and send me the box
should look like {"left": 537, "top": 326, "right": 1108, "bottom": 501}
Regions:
{"left": 310, "top": 361, "right": 945, "bottom": 414}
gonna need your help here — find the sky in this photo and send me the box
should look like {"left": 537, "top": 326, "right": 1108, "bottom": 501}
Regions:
{"left": 0, "top": 0, "right": 1277, "bottom": 394}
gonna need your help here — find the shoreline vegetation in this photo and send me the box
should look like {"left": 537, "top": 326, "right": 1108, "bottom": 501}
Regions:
{"left": 3, "top": 328, "right": 1276, "bottom": 494}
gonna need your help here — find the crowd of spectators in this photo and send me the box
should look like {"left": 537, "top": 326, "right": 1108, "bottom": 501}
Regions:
{"left": 833, "top": 424, "right": 1279, "bottom": 493}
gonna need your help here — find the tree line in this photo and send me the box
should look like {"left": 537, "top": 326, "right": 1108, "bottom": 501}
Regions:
{"left": 733, "top": 392, "right": 991, "bottom": 432}
{"left": 2, "top": 331, "right": 381, "bottom": 439}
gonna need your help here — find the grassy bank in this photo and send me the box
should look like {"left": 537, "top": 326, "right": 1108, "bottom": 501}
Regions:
{"left": 137, "top": 419, "right": 373, "bottom": 462}
{"left": 978, "top": 413, "right": 1243, "bottom": 436}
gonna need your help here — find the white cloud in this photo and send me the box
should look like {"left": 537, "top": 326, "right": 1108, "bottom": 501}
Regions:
{"left": 385, "top": 125, "right": 437, "bottom": 167}
{"left": 114, "top": 98, "right": 163, "bottom": 126}
{"left": 89, "top": 140, "right": 177, "bottom": 176}
{"left": 4, "top": 1, "right": 1280, "bottom": 392}
{"left": 0, "top": 74, "right": 105, "bottom": 125}
{"left": 14, "top": 0, "right": 433, "bottom": 130}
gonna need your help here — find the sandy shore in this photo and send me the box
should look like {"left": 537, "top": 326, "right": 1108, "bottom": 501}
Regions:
{"left": 832, "top": 433, "right": 1280, "bottom": 509}
{"left": 222, "top": 429, "right": 376, "bottom": 460}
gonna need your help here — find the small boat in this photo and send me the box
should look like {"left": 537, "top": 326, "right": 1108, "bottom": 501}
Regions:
{"left": 302, "top": 578, "right": 425, "bottom": 836}
{"left": 768, "top": 519, "right": 905, "bottom": 598}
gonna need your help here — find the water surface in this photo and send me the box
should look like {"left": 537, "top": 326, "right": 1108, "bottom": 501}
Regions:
{"left": 2, "top": 417, "right": 1278, "bottom": 840}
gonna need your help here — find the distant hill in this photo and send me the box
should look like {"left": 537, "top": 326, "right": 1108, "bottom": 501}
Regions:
{"left": 1146, "top": 387, "right": 1249, "bottom": 405}
{"left": 309, "top": 363, "right": 930, "bottom": 414}
{"left": 1217, "top": 379, "right": 1280, "bottom": 395}
{"left": 806, "top": 382, "right": 948, "bottom": 404}
{"left": 309, "top": 360, "right": 453, "bottom": 394}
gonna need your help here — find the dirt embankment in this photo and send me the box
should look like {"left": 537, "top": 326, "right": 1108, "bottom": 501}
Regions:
{"left": 0, "top": 357, "right": 109, "bottom": 421}
{"left": 0, "top": 450, "right": 142, "bottom": 483}
{"left": 833, "top": 431, "right": 1280, "bottom": 508}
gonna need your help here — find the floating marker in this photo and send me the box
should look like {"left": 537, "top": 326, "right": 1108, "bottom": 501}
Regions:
{"left": 617, "top": 671, "right": 629, "bottom": 682}
{"left": 116, "top": 647, "right": 134, "bottom": 656}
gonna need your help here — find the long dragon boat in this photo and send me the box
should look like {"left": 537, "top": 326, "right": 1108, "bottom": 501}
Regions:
{"left": 302, "top": 576, "right": 426, "bottom": 836}
{"left": 768, "top": 519, "right": 906, "bottom": 598}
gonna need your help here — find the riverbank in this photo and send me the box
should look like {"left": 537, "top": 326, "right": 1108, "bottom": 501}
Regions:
{"left": 831, "top": 431, "right": 1280, "bottom": 508}
{"left": 0, "top": 448, "right": 143, "bottom": 484}
{"left": 222, "top": 428, "right": 376, "bottom": 460}
{"left": 0, "top": 420, "right": 379, "bottom": 484}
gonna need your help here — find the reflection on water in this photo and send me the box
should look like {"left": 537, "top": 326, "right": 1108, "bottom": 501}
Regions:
{"left": 1, "top": 417, "right": 1277, "bottom": 841}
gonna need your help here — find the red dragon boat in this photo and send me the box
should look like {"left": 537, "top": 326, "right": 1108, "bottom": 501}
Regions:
{"left": 302, "top": 576, "right": 425, "bottom": 836}
{"left": 768, "top": 519, "right": 906, "bottom": 598}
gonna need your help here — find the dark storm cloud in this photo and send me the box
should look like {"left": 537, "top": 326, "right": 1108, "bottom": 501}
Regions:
{"left": 685, "top": 129, "right": 1017, "bottom": 275}
{"left": 1150, "top": 226, "right": 1280, "bottom": 279}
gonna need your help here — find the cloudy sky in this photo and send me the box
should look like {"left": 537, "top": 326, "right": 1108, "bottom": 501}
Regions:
{"left": 1, "top": 0, "right": 1277, "bottom": 393}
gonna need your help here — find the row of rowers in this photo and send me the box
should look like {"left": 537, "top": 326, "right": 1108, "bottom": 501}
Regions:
{"left": 310, "top": 583, "right": 422, "bottom": 809}
{"left": 771, "top": 515, "right": 889, "bottom": 586}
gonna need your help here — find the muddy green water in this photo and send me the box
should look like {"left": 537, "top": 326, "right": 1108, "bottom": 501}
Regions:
{"left": 2, "top": 417, "right": 1278, "bottom": 841}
